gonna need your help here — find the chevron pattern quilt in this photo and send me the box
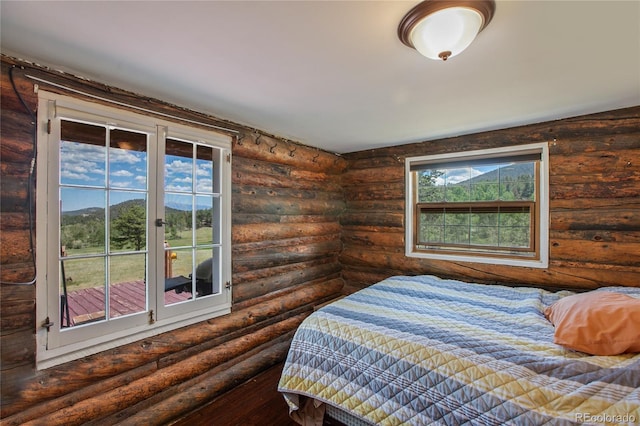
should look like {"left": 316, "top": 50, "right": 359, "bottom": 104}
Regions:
{"left": 278, "top": 275, "right": 640, "bottom": 425}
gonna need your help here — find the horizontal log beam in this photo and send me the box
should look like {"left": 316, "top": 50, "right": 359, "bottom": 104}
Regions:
{"left": 342, "top": 181, "right": 404, "bottom": 201}
{"left": 1, "top": 281, "right": 334, "bottom": 417}
{"left": 233, "top": 236, "right": 341, "bottom": 272}
{"left": 551, "top": 209, "right": 638, "bottom": 231}
{"left": 233, "top": 183, "right": 343, "bottom": 200}
{"left": 233, "top": 193, "right": 345, "bottom": 216}
{"left": 550, "top": 180, "right": 639, "bottom": 199}
{"left": 341, "top": 166, "right": 404, "bottom": 185}
{"left": 233, "top": 132, "right": 347, "bottom": 174}
{"left": 233, "top": 277, "right": 344, "bottom": 311}
{"left": 233, "top": 263, "right": 342, "bottom": 303}
{"left": 550, "top": 237, "right": 640, "bottom": 266}
{"left": 550, "top": 148, "right": 639, "bottom": 176}
{"left": 233, "top": 221, "right": 340, "bottom": 244}
{"left": 345, "top": 199, "right": 404, "bottom": 212}
{"left": 116, "top": 339, "right": 292, "bottom": 426}
{"left": 1, "top": 228, "right": 33, "bottom": 265}
{"left": 339, "top": 247, "right": 640, "bottom": 289}
{"left": 232, "top": 157, "right": 342, "bottom": 191}
{"left": 342, "top": 229, "right": 404, "bottom": 249}
{"left": 547, "top": 132, "right": 640, "bottom": 155}
{"left": 8, "top": 317, "right": 303, "bottom": 426}
{"left": 233, "top": 256, "right": 337, "bottom": 285}
{"left": 340, "top": 211, "right": 404, "bottom": 228}
{"left": 2, "top": 363, "right": 158, "bottom": 426}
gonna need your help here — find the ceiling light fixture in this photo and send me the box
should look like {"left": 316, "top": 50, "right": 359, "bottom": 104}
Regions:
{"left": 398, "top": 0, "right": 496, "bottom": 61}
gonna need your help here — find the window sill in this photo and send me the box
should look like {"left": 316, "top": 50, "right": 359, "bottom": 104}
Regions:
{"left": 406, "top": 248, "right": 548, "bottom": 269}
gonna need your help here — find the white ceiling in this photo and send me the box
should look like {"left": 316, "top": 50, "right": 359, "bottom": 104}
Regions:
{"left": 2, "top": 1, "right": 639, "bottom": 154}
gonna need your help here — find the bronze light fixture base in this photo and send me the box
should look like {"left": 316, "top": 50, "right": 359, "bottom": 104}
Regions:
{"left": 398, "top": 0, "right": 496, "bottom": 61}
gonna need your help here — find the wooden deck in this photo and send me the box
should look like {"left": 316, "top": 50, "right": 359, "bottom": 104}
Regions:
{"left": 65, "top": 280, "right": 191, "bottom": 325}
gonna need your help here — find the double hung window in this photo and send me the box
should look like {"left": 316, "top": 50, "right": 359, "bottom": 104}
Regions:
{"left": 405, "top": 143, "right": 549, "bottom": 268}
{"left": 36, "top": 91, "right": 232, "bottom": 368}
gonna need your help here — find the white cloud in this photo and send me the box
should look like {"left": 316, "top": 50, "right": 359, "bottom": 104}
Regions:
{"left": 111, "top": 169, "right": 134, "bottom": 177}
{"left": 165, "top": 184, "right": 191, "bottom": 192}
{"left": 110, "top": 148, "right": 144, "bottom": 165}
{"left": 173, "top": 176, "right": 193, "bottom": 184}
{"left": 166, "top": 159, "right": 192, "bottom": 175}
{"left": 61, "top": 141, "right": 105, "bottom": 183}
{"left": 61, "top": 170, "right": 92, "bottom": 181}
{"left": 197, "top": 178, "right": 213, "bottom": 192}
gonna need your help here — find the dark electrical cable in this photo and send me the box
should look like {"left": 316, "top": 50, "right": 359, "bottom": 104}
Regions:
{"left": 2, "top": 66, "right": 38, "bottom": 285}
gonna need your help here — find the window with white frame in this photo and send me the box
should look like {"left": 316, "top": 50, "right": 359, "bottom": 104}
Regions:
{"left": 36, "top": 91, "right": 232, "bottom": 368}
{"left": 405, "top": 143, "right": 549, "bottom": 268}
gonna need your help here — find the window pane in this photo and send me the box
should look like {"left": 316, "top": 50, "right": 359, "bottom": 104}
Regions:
{"left": 110, "top": 192, "right": 147, "bottom": 253}
{"left": 417, "top": 170, "right": 444, "bottom": 202}
{"left": 163, "top": 139, "right": 218, "bottom": 305}
{"left": 196, "top": 145, "right": 214, "bottom": 193}
{"left": 60, "top": 257, "right": 106, "bottom": 328}
{"left": 60, "top": 121, "right": 106, "bottom": 187}
{"left": 195, "top": 248, "right": 218, "bottom": 298}
{"left": 445, "top": 225, "right": 469, "bottom": 245}
{"left": 470, "top": 225, "right": 499, "bottom": 246}
{"left": 419, "top": 211, "right": 444, "bottom": 243}
{"left": 468, "top": 164, "right": 498, "bottom": 201}
{"left": 165, "top": 193, "right": 193, "bottom": 244}
{"left": 164, "top": 247, "right": 194, "bottom": 306}
{"left": 109, "top": 129, "right": 148, "bottom": 190}
{"left": 109, "top": 254, "right": 147, "bottom": 318}
{"left": 60, "top": 187, "right": 106, "bottom": 256}
{"left": 196, "top": 195, "right": 216, "bottom": 245}
{"left": 165, "top": 139, "right": 193, "bottom": 192}
{"left": 444, "top": 167, "right": 470, "bottom": 202}
{"left": 470, "top": 211, "right": 498, "bottom": 226}
{"left": 445, "top": 212, "right": 469, "bottom": 226}
{"left": 499, "top": 162, "right": 535, "bottom": 201}
{"left": 500, "top": 211, "right": 531, "bottom": 248}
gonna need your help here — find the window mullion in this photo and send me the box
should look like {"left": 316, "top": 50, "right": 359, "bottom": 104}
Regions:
{"left": 149, "top": 126, "right": 165, "bottom": 317}
{"left": 48, "top": 115, "right": 63, "bottom": 343}
{"left": 105, "top": 127, "right": 111, "bottom": 321}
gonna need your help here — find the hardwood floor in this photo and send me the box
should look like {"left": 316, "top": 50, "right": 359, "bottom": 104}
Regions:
{"left": 172, "top": 362, "right": 299, "bottom": 426}
{"left": 173, "top": 361, "right": 350, "bottom": 426}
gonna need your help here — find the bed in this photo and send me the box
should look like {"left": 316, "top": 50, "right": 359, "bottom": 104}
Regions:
{"left": 278, "top": 275, "right": 640, "bottom": 425}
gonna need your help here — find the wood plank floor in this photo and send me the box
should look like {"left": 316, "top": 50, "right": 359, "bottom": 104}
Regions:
{"left": 172, "top": 361, "right": 299, "bottom": 426}
{"left": 173, "top": 361, "right": 350, "bottom": 426}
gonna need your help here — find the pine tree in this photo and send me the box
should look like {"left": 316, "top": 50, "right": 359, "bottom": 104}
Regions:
{"left": 111, "top": 204, "right": 146, "bottom": 251}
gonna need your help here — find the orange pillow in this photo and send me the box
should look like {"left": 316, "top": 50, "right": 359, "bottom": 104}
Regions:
{"left": 544, "top": 291, "right": 640, "bottom": 355}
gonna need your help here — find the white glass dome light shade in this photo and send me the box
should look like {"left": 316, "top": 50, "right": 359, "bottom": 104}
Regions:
{"left": 410, "top": 7, "right": 485, "bottom": 61}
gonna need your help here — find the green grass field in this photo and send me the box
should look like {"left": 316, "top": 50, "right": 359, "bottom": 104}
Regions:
{"left": 61, "top": 227, "right": 214, "bottom": 292}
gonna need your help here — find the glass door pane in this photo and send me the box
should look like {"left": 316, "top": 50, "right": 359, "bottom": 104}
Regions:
{"left": 163, "top": 139, "right": 219, "bottom": 305}
{"left": 59, "top": 120, "right": 150, "bottom": 328}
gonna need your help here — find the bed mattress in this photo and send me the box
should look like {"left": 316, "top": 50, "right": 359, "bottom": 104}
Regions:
{"left": 278, "top": 275, "right": 640, "bottom": 425}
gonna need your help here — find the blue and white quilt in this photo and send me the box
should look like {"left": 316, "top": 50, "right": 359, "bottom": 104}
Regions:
{"left": 278, "top": 275, "right": 640, "bottom": 425}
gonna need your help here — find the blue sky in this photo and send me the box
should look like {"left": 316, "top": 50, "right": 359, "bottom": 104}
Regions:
{"left": 60, "top": 141, "right": 214, "bottom": 212}
{"left": 429, "top": 165, "right": 499, "bottom": 186}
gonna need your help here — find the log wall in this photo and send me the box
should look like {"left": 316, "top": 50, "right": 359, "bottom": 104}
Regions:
{"left": 2, "top": 53, "right": 639, "bottom": 423}
{"left": 341, "top": 107, "right": 640, "bottom": 293}
{"left": 0, "top": 57, "right": 345, "bottom": 423}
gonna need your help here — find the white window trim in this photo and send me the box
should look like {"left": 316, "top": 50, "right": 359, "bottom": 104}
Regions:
{"left": 35, "top": 91, "right": 232, "bottom": 369}
{"left": 405, "top": 142, "right": 549, "bottom": 269}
